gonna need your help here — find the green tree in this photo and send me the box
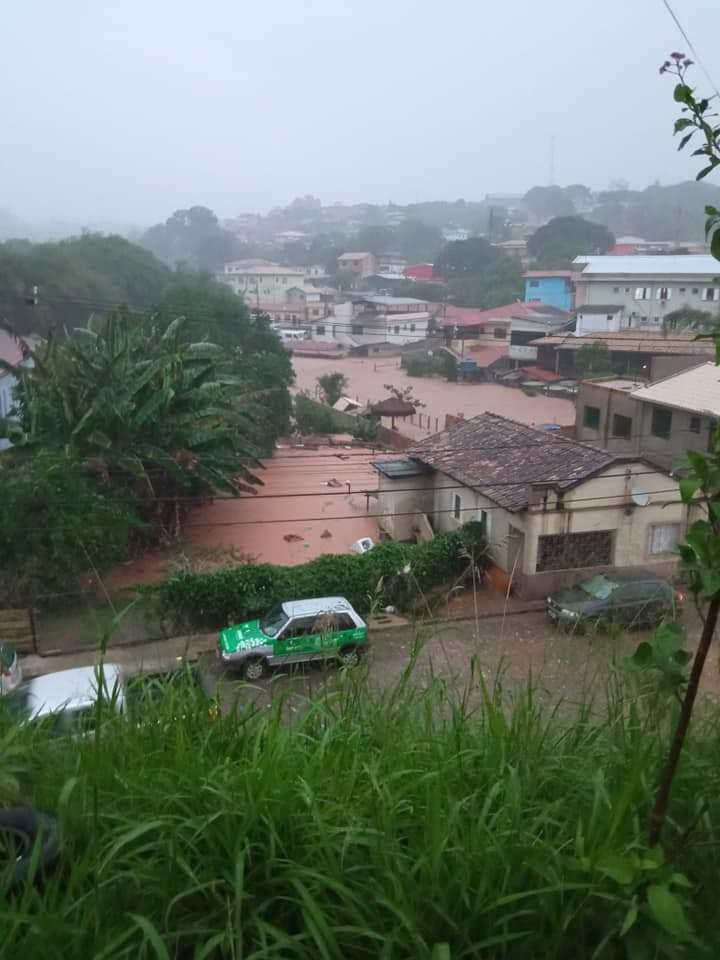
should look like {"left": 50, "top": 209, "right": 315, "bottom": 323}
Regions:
{"left": 574, "top": 341, "right": 613, "bottom": 377}
{"left": 140, "top": 206, "right": 241, "bottom": 271}
{"left": 394, "top": 219, "right": 444, "bottom": 262}
{"left": 527, "top": 216, "right": 615, "bottom": 268}
{"left": 433, "top": 237, "right": 499, "bottom": 280}
{"left": 317, "top": 372, "right": 348, "bottom": 406}
{"left": 0, "top": 233, "right": 171, "bottom": 337}
{"left": 524, "top": 185, "right": 576, "bottom": 221}
{"left": 0, "top": 453, "right": 139, "bottom": 602}
{"left": 663, "top": 306, "right": 719, "bottom": 332}
{"left": 448, "top": 256, "right": 523, "bottom": 309}
{"left": 3, "top": 312, "right": 265, "bottom": 543}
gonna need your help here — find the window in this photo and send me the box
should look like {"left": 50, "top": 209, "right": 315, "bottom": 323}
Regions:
{"left": 315, "top": 324, "right": 326, "bottom": 336}
{"left": 679, "top": 287, "right": 686, "bottom": 293}
{"left": 690, "top": 415, "right": 701, "bottom": 434}
{"left": 657, "top": 286, "right": 672, "bottom": 300}
{"left": 536, "top": 530, "right": 613, "bottom": 572}
{"left": 478, "top": 508, "right": 491, "bottom": 536}
{"left": 704, "top": 287, "right": 718, "bottom": 301}
{"left": 529, "top": 280, "right": 539, "bottom": 288}
{"left": 393, "top": 325, "right": 400, "bottom": 335}
{"left": 583, "top": 405, "right": 601, "bottom": 430}
{"left": 634, "top": 287, "right": 651, "bottom": 300}
{"left": 453, "top": 494, "right": 462, "bottom": 522}
{"left": 692, "top": 287, "right": 699, "bottom": 294}
{"left": 613, "top": 286, "right": 620, "bottom": 293}
{"left": 651, "top": 406, "right": 672, "bottom": 439}
{"left": 611, "top": 413, "right": 632, "bottom": 439}
{"left": 285, "top": 616, "right": 319, "bottom": 638}
{"left": 351, "top": 324, "right": 364, "bottom": 335}
{"left": 493, "top": 327, "right": 507, "bottom": 339}
{"left": 648, "top": 523, "right": 681, "bottom": 556}
{"left": 625, "top": 287, "right": 631, "bottom": 293}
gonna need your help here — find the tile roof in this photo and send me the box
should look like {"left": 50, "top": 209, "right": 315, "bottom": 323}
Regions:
{"left": 631, "top": 361, "right": 720, "bottom": 416}
{"left": 466, "top": 344, "right": 508, "bottom": 366}
{"left": 409, "top": 413, "right": 614, "bottom": 511}
{"left": 442, "top": 302, "right": 570, "bottom": 329}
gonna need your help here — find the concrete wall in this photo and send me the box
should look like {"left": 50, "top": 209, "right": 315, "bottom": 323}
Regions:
{"left": 524, "top": 276, "right": 573, "bottom": 311}
{"left": 430, "top": 472, "right": 515, "bottom": 572}
{"left": 637, "top": 403, "right": 714, "bottom": 470}
{"left": 377, "top": 472, "right": 434, "bottom": 540}
{"left": 576, "top": 276, "right": 719, "bottom": 324}
{"left": 575, "top": 381, "right": 641, "bottom": 454}
{"left": 575, "top": 310, "right": 626, "bottom": 335}
{"left": 516, "top": 463, "right": 684, "bottom": 596}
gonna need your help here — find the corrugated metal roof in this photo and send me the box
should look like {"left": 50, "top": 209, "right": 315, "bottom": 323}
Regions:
{"left": 531, "top": 331, "right": 714, "bottom": 355}
{"left": 574, "top": 255, "right": 720, "bottom": 276}
{"left": 631, "top": 362, "right": 720, "bottom": 416}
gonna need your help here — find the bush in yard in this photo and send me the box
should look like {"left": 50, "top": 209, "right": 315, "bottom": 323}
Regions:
{"left": 153, "top": 525, "right": 489, "bottom": 629}
{"left": 294, "top": 393, "right": 347, "bottom": 434}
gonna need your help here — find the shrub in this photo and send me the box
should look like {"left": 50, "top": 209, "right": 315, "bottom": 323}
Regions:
{"left": 403, "top": 352, "right": 457, "bottom": 380}
{"left": 294, "top": 394, "right": 347, "bottom": 434}
{"left": 153, "top": 525, "right": 488, "bottom": 629}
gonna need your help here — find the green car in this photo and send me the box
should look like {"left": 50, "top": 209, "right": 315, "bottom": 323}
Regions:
{"left": 546, "top": 570, "right": 683, "bottom": 631}
{"left": 218, "top": 596, "right": 368, "bottom": 680}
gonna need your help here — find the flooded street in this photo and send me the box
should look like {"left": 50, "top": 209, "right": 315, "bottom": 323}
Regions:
{"left": 292, "top": 355, "right": 575, "bottom": 431}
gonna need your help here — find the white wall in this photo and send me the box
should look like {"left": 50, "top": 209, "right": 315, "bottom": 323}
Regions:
{"left": 575, "top": 310, "right": 625, "bottom": 335}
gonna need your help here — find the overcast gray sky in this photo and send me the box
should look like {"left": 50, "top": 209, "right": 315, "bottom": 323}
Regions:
{"left": 1, "top": 0, "right": 718, "bottom": 225}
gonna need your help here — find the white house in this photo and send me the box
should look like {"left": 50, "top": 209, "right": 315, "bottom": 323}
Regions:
{"left": 573, "top": 255, "right": 720, "bottom": 329}
{"left": 574, "top": 305, "right": 627, "bottom": 336}
{"left": 219, "top": 261, "right": 309, "bottom": 302}
{"left": 313, "top": 296, "right": 431, "bottom": 349}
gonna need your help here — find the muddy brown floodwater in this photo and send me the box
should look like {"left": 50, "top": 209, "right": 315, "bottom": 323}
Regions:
{"left": 292, "top": 355, "right": 575, "bottom": 434}
{"left": 107, "top": 445, "right": 391, "bottom": 587}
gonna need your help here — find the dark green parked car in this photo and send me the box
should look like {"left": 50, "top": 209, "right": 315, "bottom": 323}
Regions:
{"left": 546, "top": 570, "right": 683, "bottom": 631}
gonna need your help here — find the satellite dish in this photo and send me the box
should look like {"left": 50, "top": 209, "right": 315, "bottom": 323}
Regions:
{"left": 631, "top": 487, "right": 651, "bottom": 507}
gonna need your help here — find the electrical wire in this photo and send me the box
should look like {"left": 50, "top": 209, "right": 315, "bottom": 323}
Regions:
{"left": 661, "top": 0, "right": 720, "bottom": 100}
{"left": 18, "top": 489, "right": 688, "bottom": 534}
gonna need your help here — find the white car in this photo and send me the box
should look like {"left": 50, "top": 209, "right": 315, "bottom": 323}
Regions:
{"left": 0, "top": 642, "right": 22, "bottom": 695}
{"left": 5, "top": 663, "right": 126, "bottom": 735}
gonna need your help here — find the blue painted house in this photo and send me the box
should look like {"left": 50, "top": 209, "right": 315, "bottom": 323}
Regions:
{"left": 523, "top": 271, "right": 574, "bottom": 311}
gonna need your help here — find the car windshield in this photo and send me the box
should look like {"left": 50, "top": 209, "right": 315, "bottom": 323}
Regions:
{"left": 580, "top": 575, "right": 618, "bottom": 600}
{"left": 259, "top": 604, "right": 289, "bottom": 638}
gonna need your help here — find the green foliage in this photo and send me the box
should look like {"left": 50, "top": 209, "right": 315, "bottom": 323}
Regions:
{"left": 448, "top": 255, "right": 524, "bottom": 309}
{"left": 294, "top": 393, "right": 348, "bottom": 434}
{"left": 627, "top": 622, "right": 692, "bottom": 696}
{"left": 527, "top": 216, "right": 615, "bottom": 269}
{"left": 316, "top": 371, "right": 348, "bottom": 406}
{"left": 524, "top": 185, "right": 577, "bottom": 221}
{"left": 403, "top": 351, "right": 457, "bottom": 380}
{"left": 154, "top": 526, "right": 488, "bottom": 628}
{"left": 4, "top": 312, "right": 267, "bottom": 543}
{"left": 0, "top": 233, "right": 171, "bottom": 337}
{"left": 139, "top": 205, "right": 242, "bottom": 271}
{"left": 574, "top": 341, "right": 614, "bottom": 377}
{"left": 0, "top": 453, "right": 139, "bottom": 602}
{"left": 433, "top": 237, "right": 499, "bottom": 280}
{"left": 663, "top": 307, "right": 719, "bottom": 332}
{"left": 382, "top": 382, "right": 426, "bottom": 408}
{"left": 3, "top": 666, "right": 720, "bottom": 957}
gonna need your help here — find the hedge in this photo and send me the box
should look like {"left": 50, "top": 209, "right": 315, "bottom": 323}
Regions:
{"left": 153, "top": 524, "right": 488, "bottom": 629}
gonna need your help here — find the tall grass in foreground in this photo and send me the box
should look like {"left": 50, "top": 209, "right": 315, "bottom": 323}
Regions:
{"left": 1, "top": 666, "right": 719, "bottom": 959}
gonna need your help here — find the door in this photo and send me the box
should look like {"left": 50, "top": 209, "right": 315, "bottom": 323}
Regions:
{"left": 274, "top": 616, "right": 320, "bottom": 661}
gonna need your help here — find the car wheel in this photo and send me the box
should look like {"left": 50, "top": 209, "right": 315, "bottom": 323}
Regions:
{"left": 337, "top": 644, "right": 362, "bottom": 668}
{"left": 0, "top": 808, "right": 58, "bottom": 888}
{"left": 242, "top": 657, "right": 268, "bottom": 682}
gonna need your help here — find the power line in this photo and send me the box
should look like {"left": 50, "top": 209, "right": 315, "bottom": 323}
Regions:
{"left": 18, "top": 490, "right": 687, "bottom": 534}
{"left": 661, "top": 0, "right": 720, "bottom": 100}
